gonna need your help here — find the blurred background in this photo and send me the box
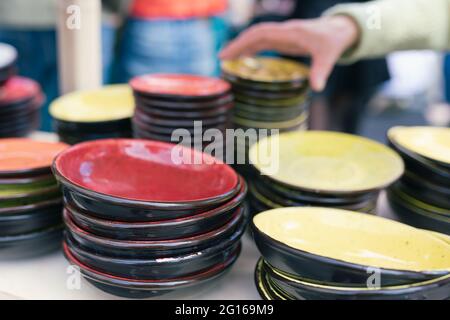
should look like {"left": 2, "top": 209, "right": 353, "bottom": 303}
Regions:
{"left": 0, "top": 0, "right": 448, "bottom": 140}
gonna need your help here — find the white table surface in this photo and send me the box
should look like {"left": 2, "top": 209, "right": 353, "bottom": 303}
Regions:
{"left": 0, "top": 188, "right": 394, "bottom": 300}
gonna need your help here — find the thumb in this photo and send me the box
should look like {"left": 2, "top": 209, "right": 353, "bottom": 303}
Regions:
{"left": 309, "top": 51, "right": 339, "bottom": 92}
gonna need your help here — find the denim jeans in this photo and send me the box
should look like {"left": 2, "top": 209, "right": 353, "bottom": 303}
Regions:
{"left": 114, "top": 17, "right": 228, "bottom": 82}
{"left": 0, "top": 25, "right": 116, "bottom": 131}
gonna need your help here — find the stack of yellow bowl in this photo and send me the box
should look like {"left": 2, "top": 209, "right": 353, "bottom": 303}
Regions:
{"left": 252, "top": 207, "right": 450, "bottom": 300}
{"left": 248, "top": 131, "right": 404, "bottom": 215}
{"left": 387, "top": 126, "right": 450, "bottom": 235}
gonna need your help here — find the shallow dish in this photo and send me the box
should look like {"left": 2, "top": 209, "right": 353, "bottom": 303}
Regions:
{"left": 64, "top": 215, "right": 244, "bottom": 280}
{"left": 0, "top": 198, "right": 62, "bottom": 215}
{"left": 0, "top": 139, "right": 68, "bottom": 178}
{"left": 388, "top": 126, "right": 450, "bottom": 167}
{"left": 250, "top": 131, "right": 404, "bottom": 194}
{"left": 252, "top": 207, "right": 450, "bottom": 287}
{"left": 0, "top": 186, "right": 60, "bottom": 208}
{"left": 222, "top": 57, "right": 309, "bottom": 87}
{"left": 137, "top": 102, "right": 233, "bottom": 120}
{"left": 388, "top": 187, "right": 450, "bottom": 235}
{"left": 49, "top": 85, "right": 134, "bottom": 123}
{"left": 255, "top": 258, "right": 291, "bottom": 300}
{"left": 134, "top": 110, "right": 229, "bottom": 129}
{"left": 64, "top": 206, "right": 246, "bottom": 258}
{"left": 135, "top": 92, "right": 234, "bottom": 110}
{"left": 66, "top": 176, "right": 246, "bottom": 240}
{"left": 0, "top": 76, "right": 41, "bottom": 107}
{"left": 130, "top": 74, "right": 231, "bottom": 101}
{"left": 0, "top": 225, "right": 63, "bottom": 260}
{"left": 233, "top": 112, "right": 308, "bottom": 130}
{"left": 64, "top": 241, "right": 240, "bottom": 299}
{"left": 54, "top": 139, "right": 239, "bottom": 205}
{"left": 0, "top": 202, "right": 62, "bottom": 236}
{"left": 263, "top": 259, "right": 450, "bottom": 300}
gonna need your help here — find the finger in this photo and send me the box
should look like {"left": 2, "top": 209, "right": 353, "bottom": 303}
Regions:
{"left": 309, "top": 51, "right": 339, "bottom": 92}
{"left": 220, "top": 23, "right": 286, "bottom": 59}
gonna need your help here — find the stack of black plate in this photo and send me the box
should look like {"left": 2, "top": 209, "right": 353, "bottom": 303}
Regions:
{"left": 387, "top": 126, "right": 450, "bottom": 235}
{"left": 248, "top": 131, "right": 404, "bottom": 215}
{"left": 0, "top": 139, "right": 68, "bottom": 259}
{"left": 0, "top": 77, "right": 43, "bottom": 137}
{"left": 53, "top": 139, "right": 248, "bottom": 298}
{"left": 50, "top": 85, "right": 134, "bottom": 145}
{"left": 221, "top": 57, "right": 310, "bottom": 173}
{"left": 252, "top": 207, "right": 450, "bottom": 300}
{"left": 0, "top": 43, "right": 17, "bottom": 86}
{"left": 131, "top": 74, "right": 233, "bottom": 156}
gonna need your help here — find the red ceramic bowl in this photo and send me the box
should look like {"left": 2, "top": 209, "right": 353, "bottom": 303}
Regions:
{"left": 65, "top": 176, "right": 247, "bottom": 240}
{"left": 130, "top": 74, "right": 231, "bottom": 101}
{"left": 64, "top": 205, "right": 247, "bottom": 258}
{"left": 62, "top": 240, "right": 240, "bottom": 299}
{"left": 53, "top": 139, "right": 238, "bottom": 203}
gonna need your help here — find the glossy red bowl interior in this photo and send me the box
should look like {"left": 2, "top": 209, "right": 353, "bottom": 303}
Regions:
{"left": 130, "top": 74, "right": 231, "bottom": 98}
{"left": 54, "top": 139, "right": 239, "bottom": 203}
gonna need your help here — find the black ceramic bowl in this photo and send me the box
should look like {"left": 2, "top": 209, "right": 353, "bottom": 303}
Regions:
{"left": 63, "top": 240, "right": 241, "bottom": 299}
{"left": 251, "top": 220, "right": 448, "bottom": 287}
{"left": 0, "top": 200, "right": 62, "bottom": 236}
{"left": 64, "top": 213, "right": 245, "bottom": 280}
{"left": 64, "top": 206, "right": 247, "bottom": 258}
{"left": 400, "top": 172, "right": 450, "bottom": 210}
{"left": 388, "top": 141, "right": 450, "bottom": 187}
{"left": 135, "top": 92, "right": 234, "bottom": 110}
{"left": 60, "top": 176, "right": 241, "bottom": 222}
{"left": 255, "top": 258, "right": 291, "bottom": 300}
{"left": 66, "top": 178, "right": 247, "bottom": 240}
{"left": 136, "top": 103, "right": 233, "bottom": 120}
{"left": 53, "top": 117, "right": 132, "bottom": 135}
{"left": 387, "top": 188, "right": 450, "bottom": 235}
{"left": 0, "top": 225, "right": 63, "bottom": 260}
{"left": 262, "top": 259, "right": 450, "bottom": 300}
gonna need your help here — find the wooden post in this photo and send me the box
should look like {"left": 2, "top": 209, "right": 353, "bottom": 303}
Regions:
{"left": 57, "top": 0, "right": 102, "bottom": 94}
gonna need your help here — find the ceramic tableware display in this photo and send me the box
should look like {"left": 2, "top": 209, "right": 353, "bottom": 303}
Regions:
{"left": 53, "top": 139, "right": 248, "bottom": 298}
{"left": 131, "top": 74, "right": 233, "bottom": 158}
{"left": 50, "top": 85, "right": 134, "bottom": 145}
{"left": 252, "top": 207, "right": 450, "bottom": 300}
{"left": 0, "top": 43, "right": 17, "bottom": 86}
{"left": 0, "top": 77, "right": 44, "bottom": 138}
{"left": 387, "top": 126, "right": 450, "bottom": 235}
{"left": 221, "top": 57, "right": 311, "bottom": 176}
{"left": 248, "top": 131, "right": 404, "bottom": 215}
{"left": 0, "top": 139, "right": 68, "bottom": 258}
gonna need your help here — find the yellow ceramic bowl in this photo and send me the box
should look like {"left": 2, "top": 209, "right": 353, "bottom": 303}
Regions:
{"left": 49, "top": 85, "right": 134, "bottom": 123}
{"left": 388, "top": 126, "right": 450, "bottom": 166}
{"left": 252, "top": 207, "right": 450, "bottom": 287}
{"left": 249, "top": 131, "right": 404, "bottom": 194}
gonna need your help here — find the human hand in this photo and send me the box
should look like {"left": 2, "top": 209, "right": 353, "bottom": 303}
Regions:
{"left": 220, "top": 16, "right": 359, "bottom": 91}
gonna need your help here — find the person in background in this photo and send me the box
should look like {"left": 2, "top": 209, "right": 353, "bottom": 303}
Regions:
{"left": 0, "top": 0, "right": 122, "bottom": 131}
{"left": 288, "top": 0, "right": 390, "bottom": 133}
{"left": 114, "top": 0, "right": 229, "bottom": 82}
{"left": 221, "top": 0, "right": 450, "bottom": 103}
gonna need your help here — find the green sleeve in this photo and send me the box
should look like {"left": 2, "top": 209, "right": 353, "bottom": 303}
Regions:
{"left": 324, "top": 0, "right": 450, "bottom": 63}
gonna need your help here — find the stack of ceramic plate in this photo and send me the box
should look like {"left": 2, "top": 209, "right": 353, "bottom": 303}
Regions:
{"left": 0, "top": 139, "right": 68, "bottom": 258}
{"left": 131, "top": 74, "right": 233, "bottom": 156}
{"left": 247, "top": 131, "right": 404, "bottom": 215}
{"left": 252, "top": 207, "right": 450, "bottom": 300}
{"left": 50, "top": 85, "right": 134, "bottom": 145}
{"left": 0, "top": 77, "right": 44, "bottom": 137}
{"left": 221, "top": 57, "right": 310, "bottom": 172}
{"left": 0, "top": 43, "right": 17, "bottom": 86}
{"left": 53, "top": 139, "right": 248, "bottom": 298}
{"left": 387, "top": 126, "right": 450, "bottom": 235}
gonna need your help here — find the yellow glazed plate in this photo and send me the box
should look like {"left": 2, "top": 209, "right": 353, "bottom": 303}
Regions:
{"left": 222, "top": 57, "right": 309, "bottom": 83}
{"left": 249, "top": 131, "right": 404, "bottom": 193}
{"left": 254, "top": 207, "right": 450, "bottom": 272}
{"left": 49, "top": 85, "right": 134, "bottom": 123}
{"left": 388, "top": 126, "right": 450, "bottom": 165}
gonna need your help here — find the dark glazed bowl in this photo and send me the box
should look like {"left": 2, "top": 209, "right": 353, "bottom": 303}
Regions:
{"left": 63, "top": 241, "right": 241, "bottom": 299}
{"left": 66, "top": 177, "right": 247, "bottom": 240}
{"left": 251, "top": 219, "right": 449, "bottom": 288}
{"left": 64, "top": 206, "right": 247, "bottom": 258}
{"left": 64, "top": 214, "right": 245, "bottom": 280}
